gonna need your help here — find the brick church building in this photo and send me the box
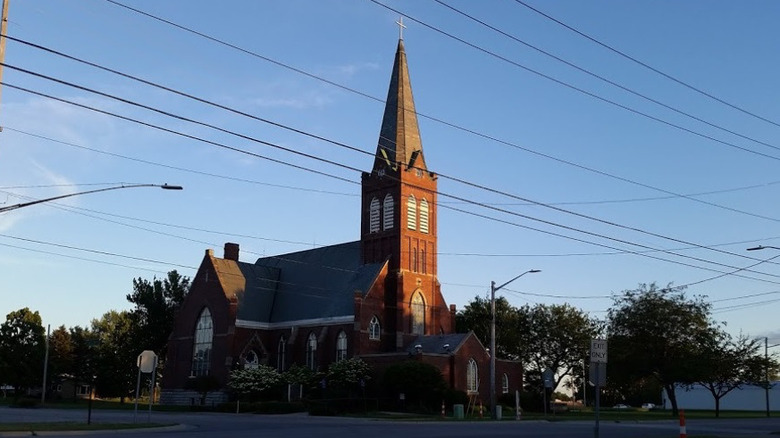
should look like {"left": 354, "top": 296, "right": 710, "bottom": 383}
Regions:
{"left": 160, "top": 38, "right": 522, "bottom": 405}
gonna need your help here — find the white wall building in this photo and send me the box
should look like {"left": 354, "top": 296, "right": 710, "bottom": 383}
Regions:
{"left": 670, "top": 382, "right": 780, "bottom": 411}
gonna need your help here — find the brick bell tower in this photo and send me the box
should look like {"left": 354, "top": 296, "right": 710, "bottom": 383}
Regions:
{"left": 361, "top": 38, "right": 451, "bottom": 351}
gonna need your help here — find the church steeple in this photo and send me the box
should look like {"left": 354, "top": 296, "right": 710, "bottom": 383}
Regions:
{"left": 373, "top": 39, "right": 427, "bottom": 174}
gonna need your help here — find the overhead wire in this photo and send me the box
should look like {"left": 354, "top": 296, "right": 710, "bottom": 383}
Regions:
{"left": 513, "top": 0, "right": 780, "bottom": 130}
{"left": 7, "top": 68, "right": 780, "bottom": 283}
{"left": 433, "top": 0, "right": 780, "bottom": 154}
{"left": 87, "top": 6, "right": 780, "bottom": 226}
{"left": 7, "top": 52, "right": 780, "bottom": 276}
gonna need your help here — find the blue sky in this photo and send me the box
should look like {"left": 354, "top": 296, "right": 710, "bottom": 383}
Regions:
{"left": 2, "top": 1, "right": 780, "bottom": 344}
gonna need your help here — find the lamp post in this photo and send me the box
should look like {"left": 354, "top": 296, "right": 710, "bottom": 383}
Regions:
{"left": 0, "top": 183, "right": 183, "bottom": 213}
{"left": 490, "top": 269, "right": 541, "bottom": 419}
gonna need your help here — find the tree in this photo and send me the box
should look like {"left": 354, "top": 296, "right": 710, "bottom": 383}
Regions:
{"left": 607, "top": 283, "right": 719, "bottom": 417}
{"left": 694, "top": 333, "right": 776, "bottom": 417}
{"left": 91, "top": 310, "right": 137, "bottom": 401}
{"left": 517, "top": 303, "right": 600, "bottom": 392}
{"left": 69, "top": 326, "right": 97, "bottom": 399}
{"left": 228, "top": 365, "right": 283, "bottom": 401}
{"left": 382, "top": 360, "right": 447, "bottom": 411}
{"left": 327, "top": 358, "right": 372, "bottom": 393}
{"left": 47, "top": 325, "right": 74, "bottom": 395}
{"left": 126, "top": 270, "right": 190, "bottom": 359}
{"left": 0, "top": 308, "right": 46, "bottom": 396}
{"left": 456, "top": 296, "right": 521, "bottom": 359}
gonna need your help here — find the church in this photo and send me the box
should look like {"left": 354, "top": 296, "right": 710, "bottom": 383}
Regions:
{"left": 160, "top": 37, "right": 522, "bottom": 406}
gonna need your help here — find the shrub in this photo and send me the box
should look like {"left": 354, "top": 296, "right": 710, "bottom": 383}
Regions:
{"left": 228, "top": 365, "right": 283, "bottom": 402}
{"left": 381, "top": 360, "right": 447, "bottom": 412}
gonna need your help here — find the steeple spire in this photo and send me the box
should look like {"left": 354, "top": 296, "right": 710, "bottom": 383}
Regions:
{"left": 373, "top": 39, "right": 427, "bottom": 174}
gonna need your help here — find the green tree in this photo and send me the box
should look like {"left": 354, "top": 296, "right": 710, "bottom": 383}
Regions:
{"left": 517, "top": 303, "right": 600, "bottom": 392}
{"left": 327, "top": 358, "right": 372, "bottom": 393}
{"left": 607, "top": 283, "right": 719, "bottom": 417}
{"left": 228, "top": 365, "right": 283, "bottom": 401}
{"left": 456, "top": 296, "right": 521, "bottom": 359}
{"left": 126, "top": 270, "right": 190, "bottom": 359}
{"left": 694, "top": 333, "right": 776, "bottom": 417}
{"left": 69, "top": 326, "right": 97, "bottom": 399}
{"left": 47, "top": 325, "right": 73, "bottom": 395}
{"left": 0, "top": 308, "right": 46, "bottom": 396}
{"left": 382, "top": 360, "right": 447, "bottom": 412}
{"left": 91, "top": 310, "right": 137, "bottom": 401}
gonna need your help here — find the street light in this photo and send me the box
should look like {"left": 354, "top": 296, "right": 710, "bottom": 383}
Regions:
{"left": 747, "top": 245, "right": 780, "bottom": 252}
{"left": 0, "top": 183, "right": 183, "bottom": 213}
{"left": 490, "top": 269, "right": 541, "bottom": 419}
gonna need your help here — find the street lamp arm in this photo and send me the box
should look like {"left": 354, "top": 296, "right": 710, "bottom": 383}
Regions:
{"left": 747, "top": 245, "right": 780, "bottom": 252}
{"left": 0, "top": 183, "right": 183, "bottom": 213}
{"left": 494, "top": 269, "right": 541, "bottom": 292}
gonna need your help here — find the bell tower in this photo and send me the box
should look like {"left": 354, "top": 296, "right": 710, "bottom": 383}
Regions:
{"left": 360, "top": 38, "right": 450, "bottom": 350}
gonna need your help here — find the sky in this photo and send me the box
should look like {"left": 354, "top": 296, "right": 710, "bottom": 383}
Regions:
{"left": 1, "top": 1, "right": 780, "bottom": 345}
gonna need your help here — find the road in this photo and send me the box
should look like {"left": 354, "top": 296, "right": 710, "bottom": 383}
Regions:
{"left": 1, "top": 406, "right": 780, "bottom": 437}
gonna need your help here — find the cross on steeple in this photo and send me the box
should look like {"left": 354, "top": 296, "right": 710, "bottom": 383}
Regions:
{"left": 396, "top": 16, "right": 407, "bottom": 40}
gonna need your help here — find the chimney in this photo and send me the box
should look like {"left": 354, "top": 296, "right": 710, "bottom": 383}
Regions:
{"left": 224, "top": 242, "right": 239, "bottom": 261}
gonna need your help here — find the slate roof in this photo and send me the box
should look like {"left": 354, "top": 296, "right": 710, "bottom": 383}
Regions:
{"left": 231, "top": 241, "right": 386, "bottom": 325}
{"left": 406, "top": 333, "right": 472, "bottom": 355}
{"left": 374, "top": 39, "right": 427, "bottom": 172}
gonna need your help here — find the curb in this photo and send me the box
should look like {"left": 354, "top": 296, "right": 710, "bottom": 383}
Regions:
{"left": 0, "top": 423, "right": 191, "bottom": 436}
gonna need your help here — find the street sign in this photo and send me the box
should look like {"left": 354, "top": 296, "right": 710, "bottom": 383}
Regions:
{"left": 543, "top": 368, "right": 554, "bottom": 388}
{"left": 137, "top": 350, "right": 157, "bottom": 373}
{"left": 590, "top": 339, "right": 608, "bottom": 363}
{"left": 589, "top": 362, "right": 607, "bottom": 386}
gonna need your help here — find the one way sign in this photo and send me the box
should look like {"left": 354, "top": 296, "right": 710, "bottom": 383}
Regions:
{"left": 590, "top": 339, "right": 608, "bottom": 363}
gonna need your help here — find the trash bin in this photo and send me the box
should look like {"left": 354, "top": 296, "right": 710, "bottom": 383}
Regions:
{"left": 495, "top": 405, "right": 502, "bottom": 420}
{"left": 453, "top": 404, "right": 464, "bottom": 419}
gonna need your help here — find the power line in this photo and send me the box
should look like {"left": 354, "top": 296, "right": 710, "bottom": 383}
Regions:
{"left": 513, "top": 0, "right": 780, "bottom": 130}
{"left": 7, "top": 80, "right": 780, "bottom": 285}
{"left": 368, "top": 0, "right": 780, "bottom": 163}
{"left": 9, "top": 59, "right": 780, "bottom": 278}
{"left": 433, "top": 0, "right": 780, "bottom": 154}
{"left": 78, "top": 8, "right": 780, "bottom": 226}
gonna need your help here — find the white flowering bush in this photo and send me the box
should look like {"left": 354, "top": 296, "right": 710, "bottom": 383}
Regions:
{"left": 327, "top": 357, "right": 372, "bottom": 389}
{"left": 228, "top": 364, "right": 283, "bottom": 400}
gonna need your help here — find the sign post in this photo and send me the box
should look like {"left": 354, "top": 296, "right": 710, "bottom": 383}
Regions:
{"left": 134, "top": 350, "right": 158, "bottom": 424}
{"left": 590, "top": 339, "right": 608, "bottom": 438}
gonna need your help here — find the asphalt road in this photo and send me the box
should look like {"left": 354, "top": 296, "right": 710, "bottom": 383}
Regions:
{"left": 2, "top": 407, "right": 780, "bottom": 438}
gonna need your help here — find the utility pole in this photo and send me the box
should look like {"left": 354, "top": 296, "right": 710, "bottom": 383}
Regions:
{"left": 766, "top": 337, "right": 770, "bottom": 418}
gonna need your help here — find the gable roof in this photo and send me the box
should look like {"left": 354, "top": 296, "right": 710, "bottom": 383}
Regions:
{"left": 406, "top": 333, "right": 472, "bottom": 355}
{"left": 232, "top": 241, "right": 386, "bottom": 328}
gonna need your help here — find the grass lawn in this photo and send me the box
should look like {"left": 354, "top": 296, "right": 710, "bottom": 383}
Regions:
{"left": 0, "top": 422, "right": 175, "bottom": 432}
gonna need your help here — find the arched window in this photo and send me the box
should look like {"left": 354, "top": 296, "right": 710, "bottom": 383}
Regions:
{"left": 406, "top": 195, "right": 417, "bottom": 230}
{"left": 306, "top": 332, "right": 318, "bottom": 371}
{"left": 336, "top": 331, "right": 348, "bottom": 362}
{"left": 411, "top": 291, "right": 425, "bottom": 335}
{"left": 383, "top": 194, "right": 394, "bottom": 230}
{"left": 244, "top": 350, "right": 259, "bottom": 369}
{"left": 191, "top": 308, "right": 213, "bottom": 377}
{"left": 502, "top": 373, "right": 509, "bottom": 394}
{"left": 369, "top": 316, "right": 381, "bottom": 340}
{"left": 369, "top": 197, "right": 380, "bottom": 233}
{"left": 419, "top": 198, "right": 429, "bottom": 234}
{"left": 467, "top": 358, "right": 478, "bottom": 394}
{"left": 277, "top": 336, "right": 286, "bottom": 372}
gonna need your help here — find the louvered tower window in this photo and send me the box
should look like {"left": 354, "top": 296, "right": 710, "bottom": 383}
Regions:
{"left": 369, "top": 197, "right": 380, "bottom": 233}
{"left": 407, "top": 195, "right": 417, "bottom": 230}
{"left": 419, "top": 199, "right": 429, "bottom": 234}
{"left": 383, "top": 194, "right": 394, "bottom": 230}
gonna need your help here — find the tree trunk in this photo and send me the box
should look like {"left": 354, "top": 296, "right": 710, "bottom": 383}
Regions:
{"left": 715, "top": 396, "right": 720, "bottom": 418}
{"left": 664, "top": 384, "right": 679, "bottom": 417}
